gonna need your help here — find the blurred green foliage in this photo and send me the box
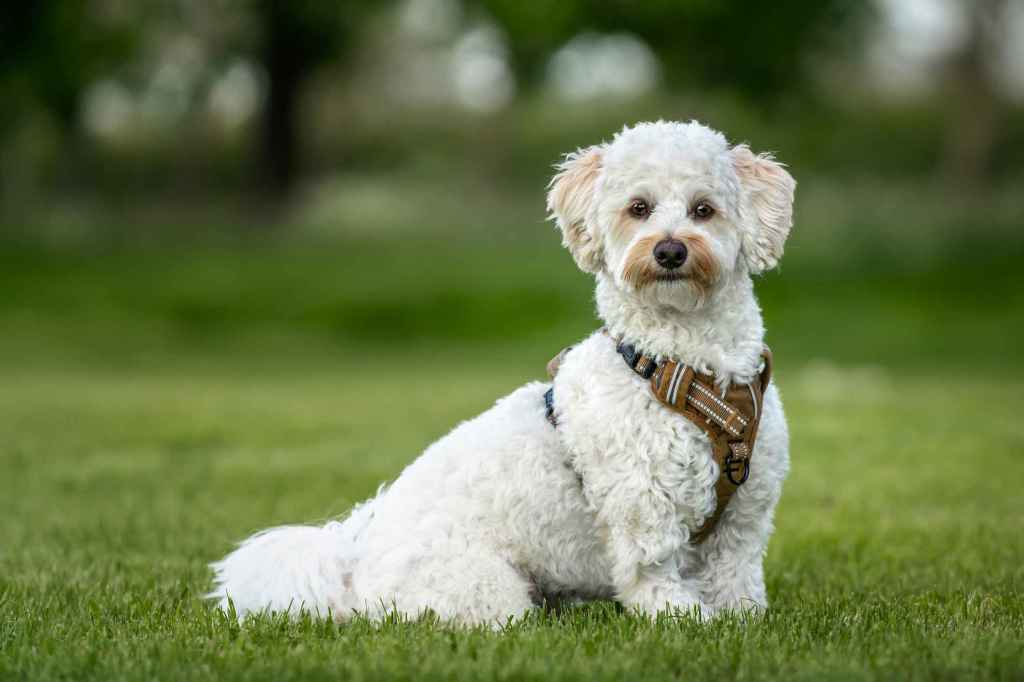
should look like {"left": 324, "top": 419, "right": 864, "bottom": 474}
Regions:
{"left": 0, "top": 3, "right": 135, "bottom": 131}
{"left": 478, "top": 0, "right": 872, "bottom": 97}
{"left": 1, "top": 0, "right": 1020, "bottom": 214}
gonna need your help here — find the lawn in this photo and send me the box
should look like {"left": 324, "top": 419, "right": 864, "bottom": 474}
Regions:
{"left": 1, "top": 234, "right": 1022, "bottom": 681}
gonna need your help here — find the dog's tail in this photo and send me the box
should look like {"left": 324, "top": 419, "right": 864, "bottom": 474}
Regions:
{"left": 208, "top": 498, "right": 376, "bottom": 620}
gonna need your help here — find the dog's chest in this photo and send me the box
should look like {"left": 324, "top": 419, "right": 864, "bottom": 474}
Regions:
{"left": 550, "top": 338, "right": 719, "bottom": 526}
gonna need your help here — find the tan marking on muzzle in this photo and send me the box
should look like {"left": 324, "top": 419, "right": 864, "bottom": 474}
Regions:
{"left": 681, "top": 233, "right": 718, "bottom": 300}
{"left": 621, "top": 233, "right": 719, "bottom": 299}
{"left": 621, "top": 234, "right": 666, "bottom": 289}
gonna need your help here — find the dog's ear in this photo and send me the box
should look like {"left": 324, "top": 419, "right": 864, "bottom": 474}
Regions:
{"left": 731, "top": 144, "right": 796, "bottom": 274}
{"left": 547, "top": 146, "right": 605, "bottom": 273}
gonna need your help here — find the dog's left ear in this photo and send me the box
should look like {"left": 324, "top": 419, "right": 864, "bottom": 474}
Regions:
{"left": 547, "top": 146, "right": 605, "bottom": 273}
{"left": 731, "top": 145, "right": 796, "bottom": 274}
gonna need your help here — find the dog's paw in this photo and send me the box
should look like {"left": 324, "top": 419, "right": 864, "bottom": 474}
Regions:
{"left": 623, "top": 592, "right": 715, "bottom": 623}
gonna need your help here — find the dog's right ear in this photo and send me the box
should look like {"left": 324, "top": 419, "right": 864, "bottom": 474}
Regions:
{"left": 547, "top": 146, "right": 604, "bottom": 273}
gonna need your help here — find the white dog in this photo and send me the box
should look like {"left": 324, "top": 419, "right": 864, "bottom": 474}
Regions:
{"left": 210, "top": 120, "right": 795, "bottom": 626}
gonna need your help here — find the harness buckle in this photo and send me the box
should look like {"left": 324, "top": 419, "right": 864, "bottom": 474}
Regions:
{"left": 724, "top": 442, "right": 751, "bottom": 485}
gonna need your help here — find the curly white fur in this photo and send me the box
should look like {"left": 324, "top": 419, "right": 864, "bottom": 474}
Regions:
{"left": 210, "top": 120, "right": 795, "bottom": 626}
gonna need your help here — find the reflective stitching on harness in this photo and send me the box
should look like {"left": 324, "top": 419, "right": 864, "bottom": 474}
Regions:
{"left": 688, "top": 381, "right": 748, "bottom": 436}
{"left": 691, "top": 381, "right": 746, "bottom": 422}
{"left": 668, "top": 363, "right": 686, "bottom": 406}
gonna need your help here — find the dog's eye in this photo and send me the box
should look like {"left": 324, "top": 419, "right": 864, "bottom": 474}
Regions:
{"left": 692, "top": 201, "right": 715, "bottom": 220}
{"left": 628, "top": 199, "right": 651, "bottom": 219}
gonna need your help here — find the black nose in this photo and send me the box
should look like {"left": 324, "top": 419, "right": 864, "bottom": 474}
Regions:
{"left": 653, "top": 239, "right": 687, "bottom": 269}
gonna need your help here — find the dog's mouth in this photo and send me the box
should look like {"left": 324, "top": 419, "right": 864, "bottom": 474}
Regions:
{"left": 654, "top": 271, "right": 686, "bottom": 283}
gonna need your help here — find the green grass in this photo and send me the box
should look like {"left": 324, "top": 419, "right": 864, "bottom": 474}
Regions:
{"left": 1, "top": 234, "right": 1022, "bottom": 680}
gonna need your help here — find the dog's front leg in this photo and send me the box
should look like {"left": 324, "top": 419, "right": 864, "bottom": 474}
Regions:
{"left": 694, "top": 499, "right": 773, "bottom": 616}
{"left": 598, "top": 486, "right": 711, "bottom": 620}
{"left": 696, "top": 393, "right": 789, "bottom": 616}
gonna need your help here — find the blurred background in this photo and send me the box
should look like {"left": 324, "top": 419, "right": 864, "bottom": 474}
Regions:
{"left": 4, "top": 0, "right": 1024, "bottom": 238}
{"left": 1, "top": 0, "right": 1022, "bottom": 478}
{"left": 3, "top": 6, "right": 1023, "bottom": 675}
{"left": 3, "top": 0, "right": 1022, "bottom": 369}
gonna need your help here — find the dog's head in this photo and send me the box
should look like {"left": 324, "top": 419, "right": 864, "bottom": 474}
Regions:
{"left": 547, "top": 120, "right": 795, "bottom": 311}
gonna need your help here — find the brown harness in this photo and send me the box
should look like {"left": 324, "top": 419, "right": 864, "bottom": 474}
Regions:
{"left": 545, "top": 337, "right": 773, "bottom": 543}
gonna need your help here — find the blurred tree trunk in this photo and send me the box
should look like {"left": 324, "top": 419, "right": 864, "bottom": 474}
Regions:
{"left": 262, "top": 10, "right": 301, "bottom": 200}
{"left": 252, "top": 1, "right": 364, "bottom": 204}
{"left": 941, "top": 0, "right": 1008, "bottom": 188}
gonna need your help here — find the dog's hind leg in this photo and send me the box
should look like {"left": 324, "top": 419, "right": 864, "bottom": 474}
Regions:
{"left": 208, "top": 502, "right": 375, "bottom": 620}
{"left": 356, "top": 544, "right": 538, "bottom": 627}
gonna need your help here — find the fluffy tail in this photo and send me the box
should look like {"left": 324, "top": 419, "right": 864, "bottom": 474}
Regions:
{"left": 208, "top": 500, "right": 375, "bottom": 620}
